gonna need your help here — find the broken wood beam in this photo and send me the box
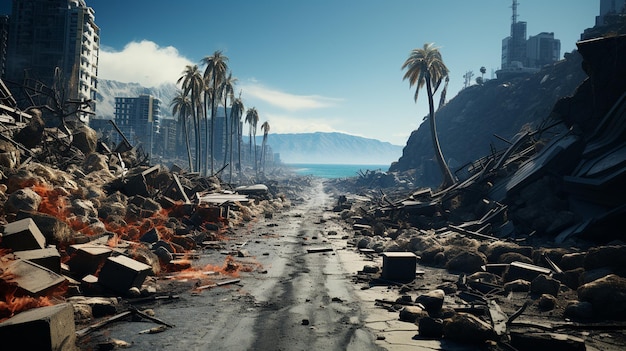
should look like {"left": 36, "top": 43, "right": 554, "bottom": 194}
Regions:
{"left": 76, "top": 311, "right": 133, "bottom": 338}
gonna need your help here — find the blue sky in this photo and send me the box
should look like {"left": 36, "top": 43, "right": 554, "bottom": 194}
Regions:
{"left": 2, "top": 1, "right": 598, "bottom": 145}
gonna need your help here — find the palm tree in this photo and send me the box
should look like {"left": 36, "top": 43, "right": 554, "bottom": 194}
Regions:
{"left": 480, "top": 66, "right": 486, "bottom": 79}
{"left": 177, "top": 64, "right": 204, "bottom": 173}
{"left": 220, "top": 71, "right": 237, "bottom": 170}
{"left": 260, "top": 121, "right": 270, "bottom": 173}
{"left": 244, "top": 107, "right": 259, "bottom": 173}
{"left": 170, "top": 90, "right": 193, "bottom": 171}
{"left": 402, "top": 43, "right": 455, "bottom": 189}
{"left": 230, "top": 96, "right": 244, "bottom": 182}
{"left": 201, "top": 50, "right": 229, "bottom": 176}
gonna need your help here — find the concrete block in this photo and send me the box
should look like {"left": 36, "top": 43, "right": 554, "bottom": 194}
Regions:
{"left": 98, "top": 255, "right": 151, "bottom": 295}
{"left": 381, "top": 252, "right": 418, "bottom": 282}
{"left": 67, "top": 244, "right": 112, "bottom": 277}
{"left": 14, "top": 247, "right": 61, "bottom": 273}
{"left": 0, "top": 259, "right": 66, "bottom": 296}
{"left": 0, "top": 303, "right": 77, "bottom": 351}
{"left": 1, "top": 218, "right": 46, "bottom": 251}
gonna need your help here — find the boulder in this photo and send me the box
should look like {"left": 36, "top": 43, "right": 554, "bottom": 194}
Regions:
{"left": 442, "top": 312, "right": 497, "bottom": 343}
{"left": 446, "top": 250, "right": 487, "bottom": 274}
{"left": 531, "top": 274, "right": 561, "bottom": 297}
{"left": 5, "top": 188, "right": 42, "bottom": 214}
{"left": 577, "top": 274, "right": 626, "bottom": 320}
{"left": 418, "top": 317, "right": 444, "bottom": 338}
{"left": 415, "top": 289, "right": 445, "bottom": 314}
{"left": 399, "top": 305, "right": 428, "bottom": 323}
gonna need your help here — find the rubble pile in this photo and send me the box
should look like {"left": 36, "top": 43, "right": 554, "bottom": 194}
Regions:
{"left": 0, "top": 79, "right": 297, "bottom": 349}
{"left": 330, "top": 35, "right": 626, "bottom": 349}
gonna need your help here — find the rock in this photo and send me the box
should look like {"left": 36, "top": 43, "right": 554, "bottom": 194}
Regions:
{"left": 580, "top": 267, "right": 613, "bottom": 284}
{"left": 362, "top": 265, "right": 379, "bottom": 274}
{"left": 577, "top": 274, "right": 626, "bottom": 320}
{"left": 71, "top": 122, "right": 98, "bottom": 154}
{"left": 83, "top": 153, "right": 111, "bottom": 174}
{"left": 483, "top": 241, "right": 532, "bottom": 263}
{"left": 504, "top": 279, "right": 531, "bottom": 292}
{"left": 559, "top": 252, "right": 585, "bottom": 271}
{"left": 531, "top": 274, "right": 561, "bottom": 297}
{"left": 15, "top": 210, "right": 74, "bottom": 245}
{"left": 5, "top": 188, "right": 42, "bottom": 214}
{"left": 553, "top": 268, "right": 583, "bottom": 290}
{"left": 584, "top": 245, "right": 626, "bottom": 275}
{"left": 398, "top": 305, "right": 428, "bottom": 323}
{"left": 442, "top": 312, "right": 497, "bottom": 343}
{"left": 564, "top": 301, "right": 594, "bottom": 320}
{"left": 419, "top": 317, "right": 444, "bottom": 338}
{"left": 415, "top": 289, "right": 445, "bottom": 314}
{"left": 14, "top": 108, "right": 45, "bottom": 149}
{"left": 446, "top": 250, "right": 487, "bottom": 274}
{"left": 538, "top": 294, "right": 558, "bottom": 311}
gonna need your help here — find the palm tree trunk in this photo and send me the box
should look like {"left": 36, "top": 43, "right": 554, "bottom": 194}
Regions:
{"left": 222, "top": 102, "right": 229, "bottom": 170}
{"left": 183, "top": 115, "right": 193, "bottom": 172}
{"left": 426, "top": 76, "right": 455, "bottom": 189}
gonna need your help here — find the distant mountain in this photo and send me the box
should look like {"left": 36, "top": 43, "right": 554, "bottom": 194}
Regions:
{"left": 96, "top": 79, "right": 177, "bottom": 119}
{"left": 259, "top": 132, "right": 402, "bottom": 165}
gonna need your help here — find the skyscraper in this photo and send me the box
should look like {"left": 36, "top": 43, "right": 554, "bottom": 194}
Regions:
{"left": 4, "top": 0, "right": 99, "bottom": 123}
{"left": 114, "top": 94, "right": 161, "bottom": 157}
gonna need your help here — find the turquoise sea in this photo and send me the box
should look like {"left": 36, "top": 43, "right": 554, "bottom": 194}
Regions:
{"left": 287, "top": 163, "right": 389, "bottom": 179}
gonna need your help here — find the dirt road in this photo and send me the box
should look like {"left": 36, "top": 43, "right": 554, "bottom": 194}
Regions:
{"left": 83, "top": 178, "right": 384, "bottom": 350}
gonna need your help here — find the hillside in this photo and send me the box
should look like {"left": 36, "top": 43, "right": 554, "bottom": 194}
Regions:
{"left": 390, "top": 50, "right": 588, "bottom": 188}
{"left": 259, "top": 132, "right": 403, "bottom": 165}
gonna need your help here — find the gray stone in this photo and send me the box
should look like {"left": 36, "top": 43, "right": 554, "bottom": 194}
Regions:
{"left": 5, "top": 188, "right": 42, "bottom": 214}
{"left": 564, "top": 301, "right": 594, "bottom": 320}
{"left": 531, "top": 274, "right": 561, "bottom": 297}
{"left": 418, "top": 317, "right": 444, "bottom": 338}
{"left": 538, "top": 294, "right": 558, "bottom": 311}
{"left": 559, "top": 252, "right": 585, "bottom": 271}
{"left": 446, "top": 250, "right": 487, "bottom": 274}
{"left": 577, "top": 274, "right": 626, "bottom": 320}
{"left": 398, "top": 305, "right": 428, "bottom": 323}
{"left": 442, "top": 312, "right": 497, "bottom": 343}
{"left": 415, "top": 289, "right": 445, "bottom": 314}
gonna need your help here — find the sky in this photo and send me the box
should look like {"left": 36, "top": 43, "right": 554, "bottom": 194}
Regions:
{"left": 1, "top": 1, "right": 598, "bottom": 146}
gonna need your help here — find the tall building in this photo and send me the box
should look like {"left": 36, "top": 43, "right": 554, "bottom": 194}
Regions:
{"left": 597, "top": 0, "right": 626, "bottom": 25}
{"left": 527, "top": 32, "right": 561, "bottom": 68}
{"left": 498, "top": 0, "right": 561, "bottom": 79}
{"left": 4, "top": 0, "right": 99, "bottom": 123}
{"left": 114, "top": 95, "right": 160, "bottom": 157}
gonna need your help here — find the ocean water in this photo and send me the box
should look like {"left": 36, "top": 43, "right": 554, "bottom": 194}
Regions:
{"left": 287, "top": 163, "right": 389, "bottom": 179}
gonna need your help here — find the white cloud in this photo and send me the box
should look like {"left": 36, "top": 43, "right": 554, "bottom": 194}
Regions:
{"left": 98, "top": 40, "right": 193, "bottom": 87}
{"left": 240, "top": 81, "right": 342, "bottom": 112}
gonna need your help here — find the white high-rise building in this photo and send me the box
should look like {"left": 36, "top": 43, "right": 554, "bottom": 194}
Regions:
{"left": 5, "top": 0, "right": 100, "bottom": 123}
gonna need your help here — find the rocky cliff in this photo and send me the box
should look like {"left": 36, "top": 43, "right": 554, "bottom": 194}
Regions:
{"left": 390, "top": 50, "right": 588, "bottom": 188}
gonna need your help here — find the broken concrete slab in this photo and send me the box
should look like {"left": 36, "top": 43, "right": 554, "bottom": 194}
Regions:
{"left": 1, "top": 218, "right": 46, "bottom": 251}
{"left": 0, "top": 258, "right": 66, "bottom": 296}
{"left": 14, "top": 247, "right": 61, "bottom": 273}
{"left": 0, "top": 303, "right": 76, "bottom": 351}
{"left": 98, "top": 255, "right": 152, "bottom": 295}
